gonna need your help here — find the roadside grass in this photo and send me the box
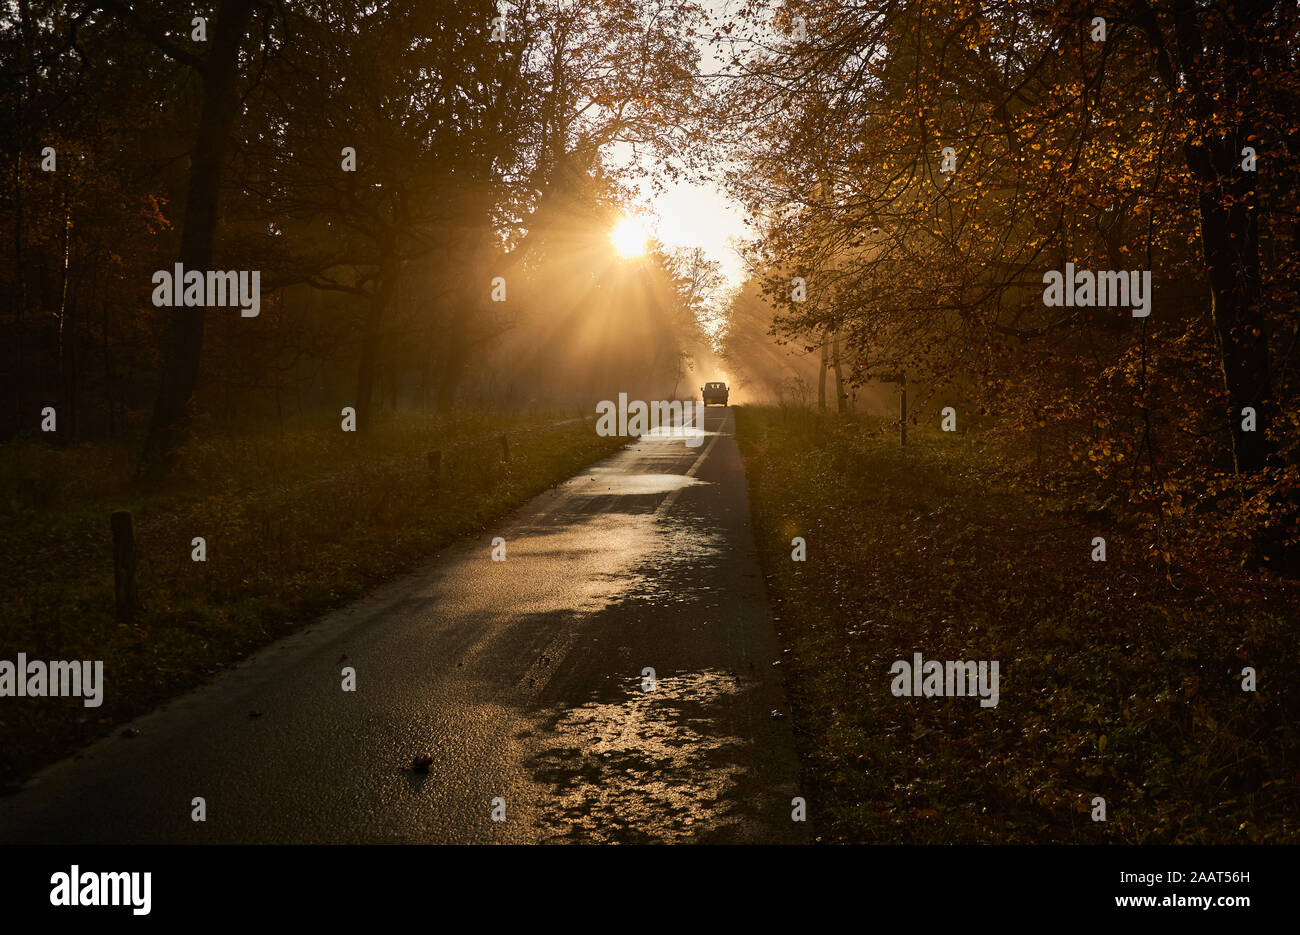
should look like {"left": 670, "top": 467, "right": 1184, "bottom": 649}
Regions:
{"left": 0, "top": 409, "right": 625, "bottom": 783}
{"left": 735, "top": 405, "right": 1300, "bottom": 843}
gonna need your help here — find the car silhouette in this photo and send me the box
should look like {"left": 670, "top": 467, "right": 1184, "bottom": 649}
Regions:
{"left": 701, "top": 381, "right": 729, "bottom": 406}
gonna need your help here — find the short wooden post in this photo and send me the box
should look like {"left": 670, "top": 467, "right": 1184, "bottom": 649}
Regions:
{"left": 499, "top": 434, "right": 510, "bottom": 462}
{"left": 111, "top": 510, "right": 138, "bottom": 622}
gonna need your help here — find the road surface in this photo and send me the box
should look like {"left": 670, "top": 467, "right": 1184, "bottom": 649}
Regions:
{"left": 0, "top": 406, "right": 806, "bottom": 843}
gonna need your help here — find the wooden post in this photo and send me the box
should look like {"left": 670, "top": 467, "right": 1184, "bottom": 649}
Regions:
{"left": 111, "top": 510, "right": 138, "bottom": 622}
{"left": 499, "top": 434, "right": 510, "bottom": 462}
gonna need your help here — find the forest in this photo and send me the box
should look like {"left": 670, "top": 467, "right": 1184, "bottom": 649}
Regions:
{"left": 1, "top": 0, "right": 1297, "bottom": 847}
{"left": 721, "top": 0, "right": 1299, "bottom": 577}
{"left": 2, "top": 1, "right": 720, "bottom": 467}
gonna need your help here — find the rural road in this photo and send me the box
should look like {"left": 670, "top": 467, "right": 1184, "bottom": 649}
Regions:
{"left": 0, "top": 406, "right": 808, "bottom": 844}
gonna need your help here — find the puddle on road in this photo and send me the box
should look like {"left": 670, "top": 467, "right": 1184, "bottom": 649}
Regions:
{"left": 570, "top": 473, "right": 710, "bottom": 496}
{"left": 490, "top": 509, "right": 726, "bottom": 616}
{"left": 525, "top": 668, "right": 752, "bottom": 843}
{"left": 637, "top": 427, "right": 722, "bottom": 442}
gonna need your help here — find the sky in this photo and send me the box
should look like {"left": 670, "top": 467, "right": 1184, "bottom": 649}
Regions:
{"left": 649, "top": 179, "right": 749, "bottom": 290}
{"left": 634, "top": 0, "right": 752, "bottom": 292}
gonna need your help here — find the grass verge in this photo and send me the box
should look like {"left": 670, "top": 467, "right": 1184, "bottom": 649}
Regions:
{"left": 736, "top": 405, "right": 1299, "bottom": 843}
{"left": 0, "top": 409, "right": 625, "bottom": 784}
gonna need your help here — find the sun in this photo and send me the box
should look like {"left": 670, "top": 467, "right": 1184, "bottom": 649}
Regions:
{"left": 610, "top": 215, "right": 650, "bottom": 258}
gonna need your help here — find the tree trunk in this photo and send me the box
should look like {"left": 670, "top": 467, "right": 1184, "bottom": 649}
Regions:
{"left": 100, "top": 266, "right": 119, "bottom": 438}
{"left": 1190, "top": 138, "right": 1292, "bottom": 568}
{"left": 433, "top": 248, "right": 483, "bottom": 413}
{"left": 13, "top": 0, "right": 34, "bottom": 433}
{"left": 831, "top": 332, "right": 847, "bottom": 414}
{"left": 355, "top": 245, "right": 401, "bottom": 432}
{"left": 1135, "top": 0, "right": 1290, "bottom": 567}
{"left": 111, "top": 510, "right": 138, "bottom": 622}
{"left": 435, "top": 336, "right": 468, "bottom": 414}
{"left": 817, "top": 341, "right": 828, "bottom": 410}
{"left": 57, "top": 194, "right": 76, "bottom": 442}
{"left": 1193, "top": 154, "right": 1271, "bottom": 474}
{"left": 140, "top": 0, "right": 255, "bottom": 474}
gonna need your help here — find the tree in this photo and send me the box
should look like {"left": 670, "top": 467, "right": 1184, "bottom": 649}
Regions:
{"left": 242, "top": 0, "right": 515, "bottom": 428}
{"left": 716, "top": 0, "right": 1299, "bottom": 566}
{"left": 92, "top": 0, "right": 259, "bottom": 473}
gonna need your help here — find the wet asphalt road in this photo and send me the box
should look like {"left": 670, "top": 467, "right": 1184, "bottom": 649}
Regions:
{"left": 0, "top": 406, "right": 807, "bottom": 844}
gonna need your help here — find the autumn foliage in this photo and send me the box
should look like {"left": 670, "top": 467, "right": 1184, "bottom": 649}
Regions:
{"left": 718, "top": 0, "right": 1300, "bottom": 571}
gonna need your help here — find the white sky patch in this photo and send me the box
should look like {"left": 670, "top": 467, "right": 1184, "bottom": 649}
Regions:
{"left": 651, "top": 181, "right": 748, "bottom": 291}
{"left": 606, "top": 0, "right": 754, "bottom": 292}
